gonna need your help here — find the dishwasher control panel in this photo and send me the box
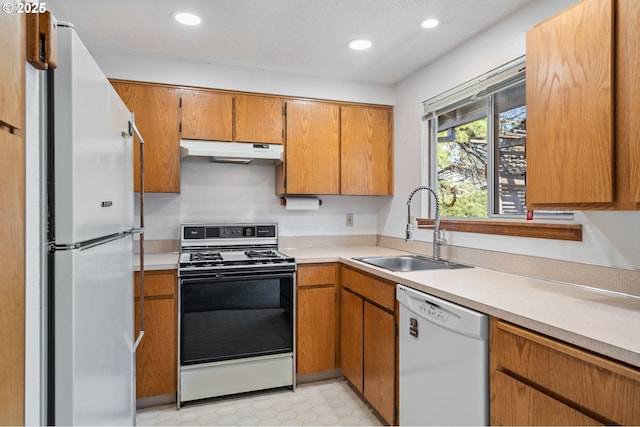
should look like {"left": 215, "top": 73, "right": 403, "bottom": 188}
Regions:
{"left": 409, "top": 302, "right": 450, "bottom": 337}
{"left": 419, "top": 301, "right": 449, "bottom": 322}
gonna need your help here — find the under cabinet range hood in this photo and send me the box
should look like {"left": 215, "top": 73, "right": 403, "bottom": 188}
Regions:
{"left": 180, "top": 140, "right": 284, "bottom": 165}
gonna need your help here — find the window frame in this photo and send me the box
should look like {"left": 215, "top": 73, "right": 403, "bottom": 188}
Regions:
{"left": 422, "top": 56, "right": 573, "bottom": 222}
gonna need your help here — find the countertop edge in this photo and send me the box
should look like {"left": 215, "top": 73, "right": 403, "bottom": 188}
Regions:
{"left": 135, "top": 247, "right": 640, "bottom": 368}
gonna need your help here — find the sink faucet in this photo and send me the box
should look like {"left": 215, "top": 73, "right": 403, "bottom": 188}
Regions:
{"left": 406, "top": 185, "right": 445, "bottom": 261}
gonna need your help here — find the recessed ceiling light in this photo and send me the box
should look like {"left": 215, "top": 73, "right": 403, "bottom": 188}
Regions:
{"left": 421, "top": 18, "right": 439, "bottom": 29}
{"left": 347, "top": 39, "right": 372, "bottom": 50}
{"left": 172, "top": 11, "right": 201, "bottom": 26}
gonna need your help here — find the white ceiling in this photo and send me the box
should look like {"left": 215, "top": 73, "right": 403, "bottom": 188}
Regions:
{"left": 50, "top": 0, "right": 531, "bottom": 85}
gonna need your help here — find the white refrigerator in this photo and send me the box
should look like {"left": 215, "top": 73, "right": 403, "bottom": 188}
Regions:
{"left": 47, "top": 24, "right": 139, "bottom": 425}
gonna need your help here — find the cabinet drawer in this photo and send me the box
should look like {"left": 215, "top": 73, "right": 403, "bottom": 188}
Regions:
{"left": 297, "top": 264, "right": 337, "bottom": 287}
{"left": 492, "top": 369, "right": 602, "bottom": 426}
{"left": 492, "top": 319, "right": 640, "bottom": 425}
{"left": 134, "top": 270, "right": 176, "bottom": 298}
{"left": 341, "top": 267, "right": 394, "bottom": 311}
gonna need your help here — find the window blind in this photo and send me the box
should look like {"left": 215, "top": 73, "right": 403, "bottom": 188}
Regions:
{"left": 423, "top": 56, "right": 526, "bottom": 119}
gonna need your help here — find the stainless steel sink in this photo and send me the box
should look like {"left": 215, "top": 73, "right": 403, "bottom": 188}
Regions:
{"left": 353, "top": 255, "right": 473, "bottom": 272}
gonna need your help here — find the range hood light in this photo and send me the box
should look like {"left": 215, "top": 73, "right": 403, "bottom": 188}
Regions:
{"left": 211, "top": 157, "right": 253, "bottom": 165}
{"left": 180, "top": 140, "right": 284, "bottom": 165}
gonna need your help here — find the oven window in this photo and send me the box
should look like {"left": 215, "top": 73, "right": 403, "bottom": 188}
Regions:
{"left": 180, "top": 275, "right": 293, "bottom": 365}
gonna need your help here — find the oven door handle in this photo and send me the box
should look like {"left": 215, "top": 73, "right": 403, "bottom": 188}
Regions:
{"left": 180, "top": 272, "right": 294, "bottom": 284}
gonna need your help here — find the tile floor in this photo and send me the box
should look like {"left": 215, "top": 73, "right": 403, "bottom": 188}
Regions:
{"left": 136, "top": 378, "right": 383, "bottom": 426}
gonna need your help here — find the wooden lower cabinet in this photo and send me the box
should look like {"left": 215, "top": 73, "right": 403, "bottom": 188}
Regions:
{"left": 363, "top": 301, "right": 395, "bottom": 424}
{"left": 340, "top": 267, "right": 397, "bottom": 425}
{"left": 490, "top": 317, "right": 640, "bottom": 425}
{"left": 134, "top": 270, "right": 177, "bottom": 399}
{"left": 340, "top": 289, "right": 364, "bottom": 391}
{"left": 492, "top": 369, "right": 602, "bottom": 426}
{"left": 296, "top": 264, "right": 338, "bottom": 375}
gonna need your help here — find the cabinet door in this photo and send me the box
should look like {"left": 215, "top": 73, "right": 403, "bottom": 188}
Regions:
{"left": 181, "top": 89, "right": 233, "bottom": 141}
{"left": 617, "top": 0, "right": 640, "bottom": 209}
{"left": 0, "top": 12, "right": 25, "bottom": 130}
{"left": 341, "top": 105, "right": 392, "bottom": 195}
{"left": 340, "top": 289, "right": 364, "bottom": 392}
{"left": 363, "top": 302, "right": 395, "bottom": 425}
{"left": 285, "top": 100, "right": 340, "bottom": 194}
{"left": 0, "top": 131, "right": 25, "bottom": 425}
{"left": 297, "top": 286, "right": 336, "bottom": 374}
{"left": 235, "top": 95, "right": 283, "bottom": 144}
{"left": 111, "top": 82, "right": 180, "bottom": 193}
{"left": 525, "top": 0, "right": 614, "bottom": 208}
{"left": 134, "top": 271, "right": 177, "bottom": 399}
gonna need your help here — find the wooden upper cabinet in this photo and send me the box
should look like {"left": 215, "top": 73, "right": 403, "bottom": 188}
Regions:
{"left": 283, "top": 100, "right": 340, "bottom": 195}
{"left": 617, "top": 0, "right": 640, "bottom": 209}
{"left": 341, "top": 105, "right": 393, "bottom": 195}
{"left": 0, "top": 12, "right": 25, "bottom": 130}
{"left": 180, "top": 89, "right": 233, "bottom": 141}
{"left": 526, "top": 0, "right": 640, "bottom": 210}
{"left": 526, "top": 0, "right": 614, "bottom": 208}
{"left": 111, "top": 81, "right": 181, "bottom": 193}
{"left": 235, "top": 94, "right": 284, "bottom": 144}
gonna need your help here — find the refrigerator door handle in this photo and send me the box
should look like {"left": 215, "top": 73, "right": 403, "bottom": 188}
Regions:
{"left": 128, "top": 116, "right": 144, "bottom": 144}
{"left": 130, "top": 112, "right": 147, "bottom": 354}
{"left": 133, "top": 331, "right": 145, "bottom": 352}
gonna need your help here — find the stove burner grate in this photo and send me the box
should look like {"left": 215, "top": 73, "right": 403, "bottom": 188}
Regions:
{"left": 190, "top": 252, "right": 223, "bottom": 262}
{"left": 244, "top": 250, "right": 279, "bottom": 258}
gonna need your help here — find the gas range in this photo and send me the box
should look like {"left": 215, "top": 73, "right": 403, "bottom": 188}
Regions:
{"left": 177, "top": 222, "right": 296, "bottom": 404}
{"left": 179, "top": 223, "right": 295, "bottom": 276}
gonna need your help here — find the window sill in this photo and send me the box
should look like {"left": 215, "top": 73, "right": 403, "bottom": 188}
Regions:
{"left": 416, "top": 218, "right": 582, "bottom": 241}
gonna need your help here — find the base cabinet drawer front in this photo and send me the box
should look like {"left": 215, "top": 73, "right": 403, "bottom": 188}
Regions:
{"left": 296, "top": 286, "right": 336, "bottom": 375}
{"left": 134, "top": 270, "right": 177, "bottom": 399}
{"left": 341, "top": 266, "right": 395, "bottom": 311}
{"left": 297, "top": 263, "right": 337, "bottom": 287}
{"left": 134, "top": 269, "right": 176, "bottom": 298}
{"left": 491, "top": 318, "right": 640, "bottom": 425}
{"left": 491, "top": 370, "right": 603, "bottom": 426}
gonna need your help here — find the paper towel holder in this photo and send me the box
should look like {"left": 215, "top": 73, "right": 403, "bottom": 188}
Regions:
{"left": 280, "top": 197, "right": 323, "bottom": 207}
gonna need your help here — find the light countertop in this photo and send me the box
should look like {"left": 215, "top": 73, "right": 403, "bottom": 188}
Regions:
{"left": 134, "top": 252, "right": 179, "bottom": 271}
{"left": 136, "top": 245, "right": 640, "bottom": 368}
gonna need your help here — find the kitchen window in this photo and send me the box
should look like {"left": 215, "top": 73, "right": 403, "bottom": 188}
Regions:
{"left": 423, "top": 56, "right": 570, "bottom": 220}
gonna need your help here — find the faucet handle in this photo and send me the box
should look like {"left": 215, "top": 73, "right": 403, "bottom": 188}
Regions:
{"left": 405, "top": 223, "right": 414, "bottom": 243}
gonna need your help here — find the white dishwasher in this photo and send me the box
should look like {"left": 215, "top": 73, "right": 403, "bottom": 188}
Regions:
{"left": 397, "top": 284, "right": 489, "bottom": 426}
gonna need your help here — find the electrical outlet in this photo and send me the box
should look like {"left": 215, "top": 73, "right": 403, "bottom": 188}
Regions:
{"left": 410, "top": 215, "right": 417, "bottom": 225}
{"left": 346, "top": 213, "right": 354, "bottom": 227}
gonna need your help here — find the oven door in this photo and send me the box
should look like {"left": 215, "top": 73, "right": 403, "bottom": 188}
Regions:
{"left": 180, "top": 270, "right": 294, "bottom": 366}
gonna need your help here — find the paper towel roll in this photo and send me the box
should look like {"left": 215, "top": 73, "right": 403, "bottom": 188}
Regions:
{"left": 282, "top": 196, "right": 321, "bottom": 210}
